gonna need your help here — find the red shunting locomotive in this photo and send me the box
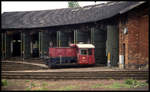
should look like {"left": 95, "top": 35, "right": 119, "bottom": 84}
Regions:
{"left": 44, "top": 43, "right": 95, "bottom": 68}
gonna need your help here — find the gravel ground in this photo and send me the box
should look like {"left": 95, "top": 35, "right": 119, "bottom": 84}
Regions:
{"left": 1, "top": 79, "right": 149, "bottom": 91}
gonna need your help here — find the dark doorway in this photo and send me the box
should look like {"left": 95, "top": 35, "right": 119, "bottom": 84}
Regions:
{"left": 12, "top": 33, "right": 21, "bottom": 57}
{"left": 31, "top": 33, "right": 39, "bottom": 58}
{"left": 49, "top": 32, "right": 57, "bottom": 47}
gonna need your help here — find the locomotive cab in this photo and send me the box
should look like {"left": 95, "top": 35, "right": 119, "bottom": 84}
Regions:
{"left": 76, "top": 44, "right": 95, "bottom": 65}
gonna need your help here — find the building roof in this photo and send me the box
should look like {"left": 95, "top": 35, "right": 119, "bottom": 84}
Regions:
{"left": 76, "top": 44, "right": 95, "bottom": 48}
{"left": 2, "top": 1, "right": 145, "bottom": 29}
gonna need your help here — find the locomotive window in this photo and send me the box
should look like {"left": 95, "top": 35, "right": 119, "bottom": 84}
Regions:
{"left": 88, "top": 49, "right": 92, "bottom": 55}
{"left": 80, "top": 49, "right": 92, "bottom": 55}
{"left": 80, "top": 49, "right": 87, "bottom": 55}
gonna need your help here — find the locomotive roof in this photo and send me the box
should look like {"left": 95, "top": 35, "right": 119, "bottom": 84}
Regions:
{"left": 76, "top": 44, "right": 95, "bottom": 48}
{"left": 2, "top": 1, "right": 145, "bottom": 29}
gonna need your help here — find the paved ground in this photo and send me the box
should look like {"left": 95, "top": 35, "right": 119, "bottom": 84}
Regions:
{"left": 2, "top": 60, "right": 148, "bottom": 72}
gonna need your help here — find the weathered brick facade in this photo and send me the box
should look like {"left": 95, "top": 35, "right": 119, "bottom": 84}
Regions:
{"left": 119, "top": 7, "right": 149, "bottom": 69}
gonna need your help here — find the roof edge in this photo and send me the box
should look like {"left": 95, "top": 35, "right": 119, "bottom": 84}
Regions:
{"left": 119, "top": 1, "right": 145, "bottom": 14}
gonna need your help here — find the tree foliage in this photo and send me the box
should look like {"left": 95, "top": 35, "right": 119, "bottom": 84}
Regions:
{"left": 68, "top": 1, "right": 80, "bottom": 8}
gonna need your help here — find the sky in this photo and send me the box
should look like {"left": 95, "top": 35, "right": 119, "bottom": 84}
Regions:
{"left": 1, "top": 1, "right": 107, "bottom": 14}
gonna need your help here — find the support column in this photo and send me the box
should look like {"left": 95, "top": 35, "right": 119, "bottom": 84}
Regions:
{"left": 76, "top": 30, "right": 78, "bottom": 44}
{"left": 21, "top": 32, "right": 22, "bottom": 58}
{"left": 6, "top": 32, "right": 11, "bottom": 58}
{"left": 41, "top": 31, "right": 43, "bottom": 57}
{"left": 11, "top": 40, "right": 13, "bottom": 56}
{"left": 74, "top": 30, "right": 78, "bottom": 44}
{"left": 30, "top": 41, "right": 32, "bottom": 56}
{"left": 59, "top": 31, "right": 61, "bottom": 47}
{"left": 24, "top": 32, "right": 30, "bottom": 58}
{"left": 57, "top": 31, "right": 61, "bottom": 47}
{"left": 91, "top": 28, "right": 94, "bottom": 44}
{"left": 4, "top": 32, "right": 7, "bottom": 58}
{"left": 23, "top": 32, "right": 25, "bottom": 59}
{"left": 39, "top": 32, "right": 41, "bottom": 58}
{"left": 0, "top": 33, "right": 1, "bottom": 60}
{"left": 106, "top": 25, "right": 119, "bottom": 67}
{"left": 74, "top": 30, "right": 76, "bottom": 44}
{"left": 1, "top": 33, "right": 4, "bottom": 59}
{"left": 21, "top": 32, "right": 25, "bottom": 60}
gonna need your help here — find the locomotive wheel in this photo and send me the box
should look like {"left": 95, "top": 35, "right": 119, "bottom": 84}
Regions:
{"left": 48, "top": 64, "right": 53, "bottom": 69}
{"left": 45, "top": 61, "right": 48, "bottom": 65}
{"left": 48, "top": 63, "right": 55, "bottom": 69}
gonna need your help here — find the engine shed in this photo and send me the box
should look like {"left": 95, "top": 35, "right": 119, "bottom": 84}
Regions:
{"left": 1, "top": 1, "right": 149, "bottom": 69}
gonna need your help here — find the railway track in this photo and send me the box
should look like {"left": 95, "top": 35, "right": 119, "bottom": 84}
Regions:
{"left": 2, "top": 71, "right": 149, "bottom": 80}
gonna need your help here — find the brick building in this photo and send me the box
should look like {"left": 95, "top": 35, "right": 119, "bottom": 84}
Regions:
{"left": 119, "top": 2, "right": 149, "bottom": 69}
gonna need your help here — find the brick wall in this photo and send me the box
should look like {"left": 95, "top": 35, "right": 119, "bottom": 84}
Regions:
{"left": 119, "top": 8, "right": 149, "bottom": 69}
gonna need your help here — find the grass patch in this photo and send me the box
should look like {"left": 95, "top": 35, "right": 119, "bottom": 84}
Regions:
{"left": 25, "top": 82, "right": 36, "bottom": 90}
{"left": 103, "top": 79, "right": 148, "bottom": 89}
{"left": 25, "top": 80, "right": 30, "bottom": 82}
{"left": 2, "top": 79, "right": 8, "bottom": 86}
{"left": 104, "top": 82, "right": 131, "bottom": 89}
{"left": 41, "top": 87, "right": 49, "bottom": 90}
{"left": 25, "top": 87, "right": 31, "bottom": 91}
{"left": 91, "top": 84, "right": 104, "bottom": 88}
{"left": 42, "top": 82, "right": 48, "bottom": 87}
{"left": 58, "top": 85, "right": 78, "bottom": 90}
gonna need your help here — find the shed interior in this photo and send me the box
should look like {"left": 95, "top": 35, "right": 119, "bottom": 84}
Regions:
{"left": 1, "top": 24, "right": 119, "bottom": 66}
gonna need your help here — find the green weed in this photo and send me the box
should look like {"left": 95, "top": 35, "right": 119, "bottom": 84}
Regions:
{"left": 124, "top": 79, "right": 148, "bottom": 88}
{"left": 25, "top": 80, "right": 30, "bottom": 82}
{"left": 31, "top": 82, "right": 36, "bottom": 87}
{"left": 124, "top": 79, "right": 137, "bottom": 85}
{"left": 2, "top": 79, "right": 8, "bottom": 86}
